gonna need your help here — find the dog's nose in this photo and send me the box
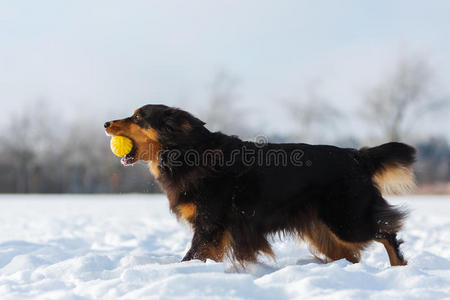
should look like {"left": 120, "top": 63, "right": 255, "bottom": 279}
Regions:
{"left": 104, "top": 122, "right": 111, "bottom": 128}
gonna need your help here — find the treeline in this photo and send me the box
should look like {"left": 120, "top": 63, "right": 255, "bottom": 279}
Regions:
{"left": 0, "top": 110, "right": 448, "bottom": 194}
{"left": 0, "top": 113, "right": 160, "bottom": 193}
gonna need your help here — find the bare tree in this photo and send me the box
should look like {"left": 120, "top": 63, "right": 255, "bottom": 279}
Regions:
{"left": 200, "top": 70, "right": 251, "bottom": 136}
{"left": 287, "top": 82, "right": 342, "bottom": 143}
{"left": 362, "top": 55, "right": 446, "bottom": 141}
{"left": 0, "top": 100, "right": 60, "bottom": 192}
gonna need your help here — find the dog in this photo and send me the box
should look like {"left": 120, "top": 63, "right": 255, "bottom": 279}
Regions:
{"left": 105, "top": 104, "right": 415, "bottom": 266}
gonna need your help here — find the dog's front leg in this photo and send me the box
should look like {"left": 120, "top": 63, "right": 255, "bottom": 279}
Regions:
{"left": 181, "top": 231, "right": 203, "bottom": 262}
{"left": 182, "top": 227, "right": 228, "bottom": 262}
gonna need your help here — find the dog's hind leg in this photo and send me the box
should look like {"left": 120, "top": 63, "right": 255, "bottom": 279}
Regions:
{"left": 373, "top": 198, "right": 408, "bottom": 266}
{"left": 375, "top": 233, "right": 407, "bottom": 266}
{"left": 303, "top": 218, "right": 366, "bottom": 264}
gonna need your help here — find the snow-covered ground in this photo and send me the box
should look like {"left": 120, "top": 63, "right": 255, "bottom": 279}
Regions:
{"left": 0, "top": 194, "right": 449, "bottom": 299}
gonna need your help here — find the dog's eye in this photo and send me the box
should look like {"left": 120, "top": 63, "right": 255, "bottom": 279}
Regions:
{"left": 133, "top": 114, "right": 142, "bottom": 122}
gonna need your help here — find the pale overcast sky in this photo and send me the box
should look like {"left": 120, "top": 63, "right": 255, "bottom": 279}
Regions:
{"left": 1, "top": 0, "right": 449, "bottom": 139}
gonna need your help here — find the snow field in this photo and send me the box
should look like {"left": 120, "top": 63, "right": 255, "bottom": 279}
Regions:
{"left": 0, "top": 194, "right": 449, "bottom": 299}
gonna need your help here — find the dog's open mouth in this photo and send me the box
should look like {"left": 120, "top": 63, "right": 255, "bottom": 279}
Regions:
{"left": 121, "top": 146, "right": 137, "bottom": 166}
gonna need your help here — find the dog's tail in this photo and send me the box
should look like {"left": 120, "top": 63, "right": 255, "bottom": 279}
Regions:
{"left": 359, "top": 142, "right": 416, "bottom": 195}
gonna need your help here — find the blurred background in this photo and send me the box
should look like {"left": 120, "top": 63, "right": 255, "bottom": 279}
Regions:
{"left": 0, "top": 0, "right": 449, "bottom": 194}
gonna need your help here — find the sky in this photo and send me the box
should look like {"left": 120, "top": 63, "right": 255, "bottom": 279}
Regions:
{"left": 1, "top": 0, "right": 449, "bottom": 140}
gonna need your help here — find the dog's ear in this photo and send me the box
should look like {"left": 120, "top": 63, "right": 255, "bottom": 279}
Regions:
{"left": 158, "top": 107, "right": 208, "bottom": 146}
{"left": 163, "top": 107, "right": 206, "bottom": 132}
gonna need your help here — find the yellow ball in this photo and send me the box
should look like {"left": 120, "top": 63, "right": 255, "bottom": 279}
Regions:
{"left": 110, "top": 136, "right": 133, "bottom": 157}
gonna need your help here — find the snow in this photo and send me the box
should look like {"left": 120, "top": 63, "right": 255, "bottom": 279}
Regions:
{"left": 0, "top": 194, "right": 449, "bottom": 299}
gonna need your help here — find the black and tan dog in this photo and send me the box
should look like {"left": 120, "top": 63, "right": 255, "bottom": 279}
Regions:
{"left": 105, "top": 104, "right": 415, "bottom": 266}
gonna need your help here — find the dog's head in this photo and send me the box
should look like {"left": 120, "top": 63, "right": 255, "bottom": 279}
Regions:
{"left": 104, "top": 104, "right": 207, "bottom": 165}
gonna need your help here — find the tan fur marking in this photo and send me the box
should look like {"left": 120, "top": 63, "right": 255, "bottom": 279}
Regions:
{"left": 375, "top": 238, "right": 408, "bottom": 266}
{"left": 200, "top": 231, "right": 232, "bottom": 262}
{"left": 373, "top": 165, "right": 416, "bottom": 195}
{"left": 178, "top": 203, "right": 197, "bottom": 220}
{"left": 136, "top": 125, "right": 159, "bottom": 142}
{"left": 149, "top": 161, "right": 160, "bottom": 178}
{"left": 303, "top": 218, "right": 367, "bottom": 263}
{"left": 181, "top": 122, "right": 192, "bottom": 132}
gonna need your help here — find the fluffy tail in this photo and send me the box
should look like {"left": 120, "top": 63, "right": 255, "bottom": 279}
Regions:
{"left": 360, "top": 142, "right": 416, "bottom": 195}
